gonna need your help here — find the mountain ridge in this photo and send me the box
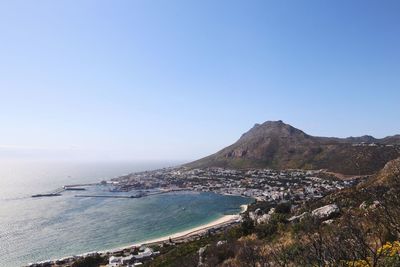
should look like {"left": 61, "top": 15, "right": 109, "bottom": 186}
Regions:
{"left": 187, "top": 120, "right": 400, "bottom": 175}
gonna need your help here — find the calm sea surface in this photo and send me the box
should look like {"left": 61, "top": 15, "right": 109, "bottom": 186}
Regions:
{"left": 0, "top": 160, "right": 251, "bottom": 267}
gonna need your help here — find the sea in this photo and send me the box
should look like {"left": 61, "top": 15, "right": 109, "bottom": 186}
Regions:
{"left": 0, "top": 160, "right": 251, "bottom": 267}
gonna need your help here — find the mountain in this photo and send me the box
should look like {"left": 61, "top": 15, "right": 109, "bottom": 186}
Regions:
{"left": 188, "top": 120, "right": 400, "bottom": 175}
{"left": 361, "top": 157, "right": 400, "bottom": 187}
{"left": 381, "top": 134, "right": 400, "bottom": 145}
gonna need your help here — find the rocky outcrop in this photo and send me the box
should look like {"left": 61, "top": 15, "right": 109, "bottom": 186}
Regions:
{"left": 249, "top": 208, "right": 275, "bottom": 224}
{"left": 359, "top": 200, "right": 381, "bottom": 210}
{"left": 311, "top": 204, "right": 340, "bottom": 220}
{"left": 198, "top": 245, "right": 210, "bottom": 266}
{"left": 288, "top": 212, "right": 310, "bottom": 223}
{"left": 257, "top": 214, "right": 271, "bottom": 224}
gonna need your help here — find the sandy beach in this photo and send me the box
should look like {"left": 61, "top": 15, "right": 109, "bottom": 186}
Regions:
{"left": 142, "top": 214, "right": 241, "bottom": 245}
{"left": 102, "top": 211, "right": 244, "bottom": 255}
{"left": 139, "top": 204, "right": 248, "bottom": 246}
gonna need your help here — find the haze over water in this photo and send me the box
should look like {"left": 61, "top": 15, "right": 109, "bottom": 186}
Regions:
{"left": 0, "top": 161, "right": 251, "bottom": 267}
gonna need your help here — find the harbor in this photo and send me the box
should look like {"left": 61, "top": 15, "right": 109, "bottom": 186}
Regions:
{"left": 31, "top": 183, "right": 97, "bottom": 198}
{"left": 31, "top": 182, "right": 187, "bottom": 199}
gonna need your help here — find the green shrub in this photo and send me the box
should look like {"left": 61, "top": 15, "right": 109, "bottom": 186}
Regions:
{"left": 255, "top": 221, "right": 278, "bottom": 239}
{"left": 72, "top": 255, "right": 105, "bottom": 267}
{"left": 240, "top": 213, "right": 255, "bottom": 235}
{"left": 275, "top": 202, "right": 291, "bottom": 214}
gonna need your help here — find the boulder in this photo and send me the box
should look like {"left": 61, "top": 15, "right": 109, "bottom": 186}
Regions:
{"left": 359, "top": 200, "right": 380, "bottom": 210}
{"left": 257, "top": 214, "right": 271, "bottom": 224}
{"left": 370, "top": 200, "right": 380, "bottom": 209}
{"left": 268, "top": 208, "right": 275, "bottom": 215}
{"left": 216, "top": 240, "right": 227, "bottom": 246}
{"left": 359, "top": 201, "right": 368, "bottom": 210}
{"left": 288, "top": 212, "right": 309, "bottom": 223}
{"left": 198, "top": 245, "right": 209, "bottom": 266}
{"left": 322, "top": 219, "right": 334, "bottom": 225}
{"left": 311, "top": 204, "right": 339, "bottom": 220}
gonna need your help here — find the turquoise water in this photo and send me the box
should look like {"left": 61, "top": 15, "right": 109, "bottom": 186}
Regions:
{"left": 0, "top": 161, "right": 251, "bottom": 266}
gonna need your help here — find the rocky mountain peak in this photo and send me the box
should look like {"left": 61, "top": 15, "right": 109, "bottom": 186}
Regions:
{"left": 239, "top": 120, "right": 309, "bottom": 142}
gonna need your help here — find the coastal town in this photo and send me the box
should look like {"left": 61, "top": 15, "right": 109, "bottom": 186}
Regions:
{"left": 112, "top": 167, "right": 362, "bottom": 204}
{"left": 27, "top": 167, "right": 363, "bottom": 267}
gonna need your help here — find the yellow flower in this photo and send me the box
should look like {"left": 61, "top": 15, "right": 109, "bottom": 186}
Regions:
{"left": 345, "top": 240, "right": 400, "bottom": 266}
{"left": 377, "top": 241, "right": 400, "bottom": 257}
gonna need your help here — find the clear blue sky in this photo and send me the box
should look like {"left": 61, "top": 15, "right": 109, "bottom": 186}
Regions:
{"left": 0, "top": 0, "right": 399, "bottom": 161}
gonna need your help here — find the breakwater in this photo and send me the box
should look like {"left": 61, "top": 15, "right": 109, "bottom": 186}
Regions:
{"left": 74, "top": 194, "right": 140, "bottom": 199}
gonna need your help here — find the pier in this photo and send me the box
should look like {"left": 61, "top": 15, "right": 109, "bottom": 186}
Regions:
{"left": 64, "top": 183, "right": 98, "bottom": 187}
{"left": 63, "top": 187, "right": 86, "bottom": 191}
{"left": 31, "top": 193, "right": 62, "bottom": 198}
{"left": 74, "top": 194, "right": 140, "bottom": 199}
{"left": 31, "top": 183, "right": 98, "bottom": 198}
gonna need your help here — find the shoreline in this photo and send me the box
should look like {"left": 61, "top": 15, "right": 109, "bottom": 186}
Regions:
{"left": 137, "top": 214, "right": 240, "bottom": 245}
{"left": 29, "top": 204, "right": 249, "bottom": 266}
{"left": 103, "top": 206, "right": 247, "bottom": 253}
{"left": 124, "top": 204, "right": 248, "bottom": 247}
